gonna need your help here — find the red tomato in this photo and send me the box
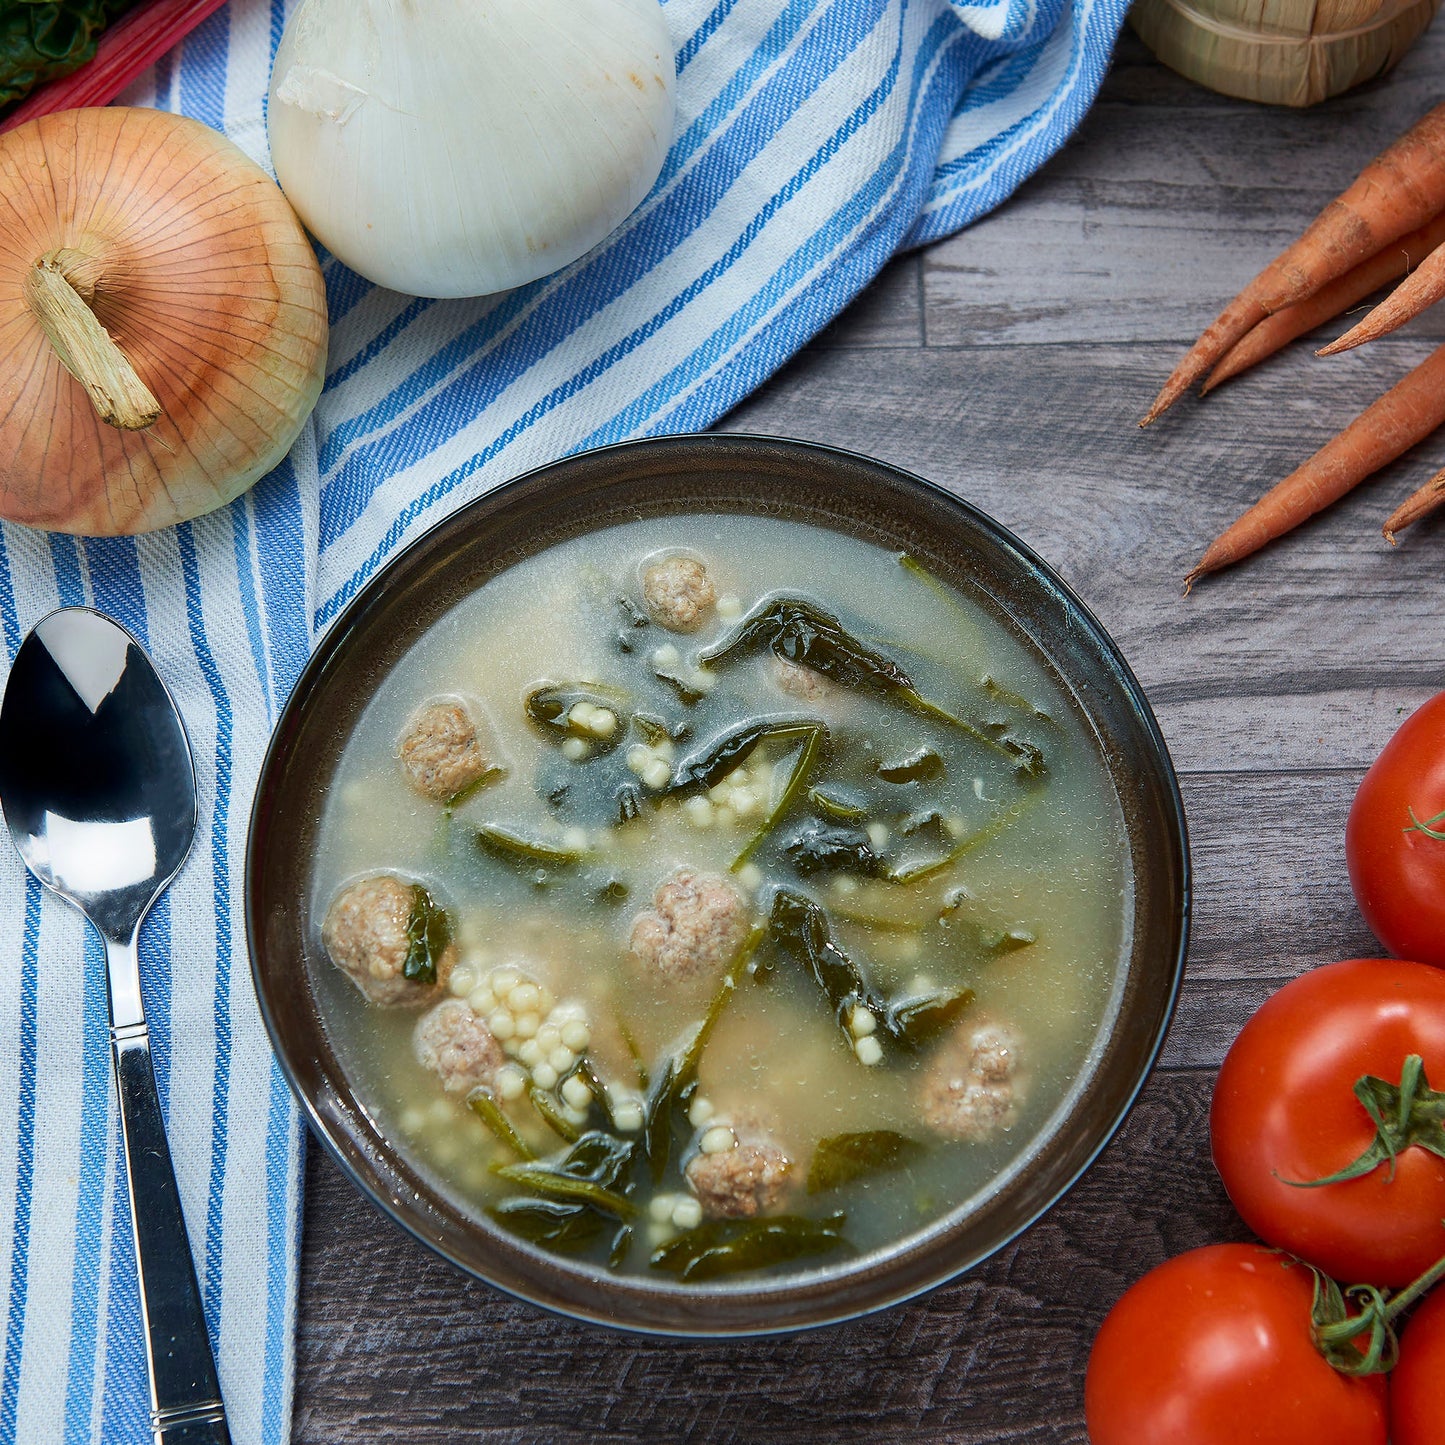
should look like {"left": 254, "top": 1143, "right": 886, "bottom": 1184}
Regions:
{"left": 1211, "top": 958, "right": 1445, "bottom": 1287}
{"left": 1084, "top": 1244, "right": 1387, "bottom": 1445}
{"left": 1391, "top": 1286, "right": 1445, "bottom": 1445}
{"left": 1346, "top": 692, "right": 1445, "bottom": 968}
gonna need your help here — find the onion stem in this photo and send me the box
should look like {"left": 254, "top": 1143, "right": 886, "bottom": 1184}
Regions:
{"left": 22, "top": 249, "right": 160, "bottom": 430}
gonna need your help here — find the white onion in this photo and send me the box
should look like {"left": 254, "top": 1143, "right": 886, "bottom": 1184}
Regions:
{"left": 267, "top": 0, "right": 677, "bottom": 299}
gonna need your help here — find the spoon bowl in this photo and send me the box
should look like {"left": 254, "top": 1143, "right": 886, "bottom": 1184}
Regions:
{"left": 0, "top": 607, "right": 229, "bottom": 1445}
{"left": 0, "top": 607, "right": 195, "bottom": 942}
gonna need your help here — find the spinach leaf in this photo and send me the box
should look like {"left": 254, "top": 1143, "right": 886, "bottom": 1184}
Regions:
{"left": 643, "top": 922, "right": 767, "bottom": 1181}
{"left": 766, "top": 890, "right": 972, "bottom": 1052}
{"left": 467, "top": 1088, "right": 535, "bottom": 1159}
{"left": 807, "top": 1131, "right": 928, "bottom": 1193}
{"left": 876, "top": 746, "right": 944, "bottom": 784}
{"left": 670, "top": 716, "right": 823, "bottom": 793}
{"left": 781, "top": 823, "right": 882, "bottom": 877}
{"left": 475, "top": 824, "right": 587, "bottom": 867}
{"left": 494, "top": 1130, "right": 639, "bottom": 1218}
{"left": 402, "top": 883, "right": 452, "bottom": 983}
{"left": 524, "top": 682, "right": 627, "bottom": 752}
{"left": 488, "top": 1197, "right": 609, "bottom": 1252}
{"left": 702, "top": 595, "right": 1046, "bottom": 780}
{"left": 649, "top": 1213, "right": 854, "bottom": 1281}
{"left": 528, "top": 1086, "right": 582, "bottom": 1144}
{"left": 807, "top": 786, "right": 869, "bottom": 823}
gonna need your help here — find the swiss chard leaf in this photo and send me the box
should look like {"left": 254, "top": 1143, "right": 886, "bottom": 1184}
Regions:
{"left": 402, "top": 883, "right": 452, "bottom": 983}
{"left": 0, "top": 0, "right": 137, "bottom": 109}
{"left": 807, "top": 1131, "right": 928, "bottom": 1193}
{"left": 648, "top": 1212, "right": 854, "bottom": 1281}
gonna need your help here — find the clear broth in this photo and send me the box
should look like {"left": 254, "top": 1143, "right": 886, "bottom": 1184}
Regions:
{"left": 311, "top": 513, "right": 1131, "bottom": 1278}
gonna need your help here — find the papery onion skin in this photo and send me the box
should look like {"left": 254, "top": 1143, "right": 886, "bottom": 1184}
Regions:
{"left": 0, "top": 107, "right": 327, "bottom": 535}
{"left": 266, "top": 0, "right": 676, "bottom": 299}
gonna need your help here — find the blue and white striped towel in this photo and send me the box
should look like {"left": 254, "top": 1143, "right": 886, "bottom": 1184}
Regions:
{"left": 0, "top": 0, "right": 1128, "bottom": 1438}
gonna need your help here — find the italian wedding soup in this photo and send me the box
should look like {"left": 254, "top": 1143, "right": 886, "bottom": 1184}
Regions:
{"left": 310, "top": 514, "right": 1131, "bottom": 1282}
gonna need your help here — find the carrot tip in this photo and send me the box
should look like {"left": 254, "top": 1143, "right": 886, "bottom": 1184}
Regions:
{"left": 1383, "top": 527, "right": 1399, "bottom": 546}
{"left": 1315, "top": 339, "right": 1352, "bottom": 357}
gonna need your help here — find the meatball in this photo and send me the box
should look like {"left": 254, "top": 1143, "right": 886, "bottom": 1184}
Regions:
{"left": 321, "top": 874, "right": 454, "bottom": 1007}
{"left": 628, "top": 869, "right": 750, "bottom": 985}
{"left": 686, "top": 1141, "right": 792, "bottom": 1219}
{"left": 918, "top": 1022, "right": 1024, "bottom": 1142}
{"left": 413, "top": 1000, "right": 504, "bottom": 1095}
{"left": 772, "top": 656, "right": 830, "bottom": 702}
{"left": 641, "top": 555, "right": 716, "bottom": 632}
{"left": 398, "top": 699, "right": 494, "bottom": 803}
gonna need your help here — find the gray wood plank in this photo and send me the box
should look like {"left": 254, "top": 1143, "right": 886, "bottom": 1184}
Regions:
{"left": 922, "top": 29, "right": 1445, "bottom": 348}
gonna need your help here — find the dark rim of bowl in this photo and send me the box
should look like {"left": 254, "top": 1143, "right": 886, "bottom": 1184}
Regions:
{"left": 246, "top": 433, "right": 1191, "bottom": 1337}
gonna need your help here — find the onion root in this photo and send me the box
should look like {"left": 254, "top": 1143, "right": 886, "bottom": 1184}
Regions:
{"left": 22, "top": 250, "right": 161, "bottom": 431}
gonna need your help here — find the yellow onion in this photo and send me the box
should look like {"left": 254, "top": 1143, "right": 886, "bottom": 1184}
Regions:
{"left": 0, "top": 107, "right": 327, "bottom": 535}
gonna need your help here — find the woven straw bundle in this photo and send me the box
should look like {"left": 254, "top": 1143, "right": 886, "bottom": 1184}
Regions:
{"left": 1130, "top": 0, "right": 1440, "bottom": 106}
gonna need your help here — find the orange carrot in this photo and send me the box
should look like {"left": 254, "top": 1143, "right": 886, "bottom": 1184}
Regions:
{"left": 1144, "top": 103, "right": 1445, "bottom": 427}
{"left": 1185, "top": 342, "right": 1445, "bottom": 588}
{"left": 1202, "top": 212, "right": 1445, "bottom": 394}
{"left": 1383, "top": 465, "right": 1445, "bottom": 543}
{"left": 1318, "top": 240, "right": 1445, "bottom": 355}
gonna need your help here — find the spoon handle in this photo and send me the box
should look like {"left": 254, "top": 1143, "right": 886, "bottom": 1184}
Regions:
{"left": 112, "top": 1024, "right": 231, "bottom": 1445}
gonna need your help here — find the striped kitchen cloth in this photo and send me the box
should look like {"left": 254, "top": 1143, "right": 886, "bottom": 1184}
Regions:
{"left": 0, "top": 0, "right": 1129, "bottom": 1439}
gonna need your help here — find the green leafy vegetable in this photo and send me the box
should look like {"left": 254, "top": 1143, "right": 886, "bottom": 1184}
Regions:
{"left": 494, "top": 1130, "right": 639, "bottom": 1218}
{"left": 899, "top": 807, "right": 950, "bottom": 840}
{"left": 649, "top": 1213, "right": 854, "bottom": 1281}
{"left": 876, "top": 747, "right": 944, "bottom": 783}
{"left": 607, "top": 1224, "right": 634, "bottom": 1270}
{"left": 983, "top": 927, "right": 1036, "bottom": 954}
{"left": 475, "top": 824, "right": 587, "bottom": 867}
{"left": 631, "top": 712, "right": 672, "bottom": 747}
{"left": 807, "top": 786, "right": 869, "bottom": 823}
{"left": 781, "top": 823, "right": 882, "bottom": 877}
{"left": 528, "top": 1085, "right": 582, "bottom": 1144}
{"left": 983, "top": 673, "right": 1052, "bottom": 721}
{"left": 402, "top": 883, "right": 452, "bottom": 983}
{"left": 766, "top": 890, "right": 972, "bottom": 1051}
{"left": 0, "top": 0, "right": 137, "bottom": 109}
{"left": 807, "top": 1131, "right": 927, "bottom": 1193}
{"left": 467, "top": 1088, "right": 535, "bottom": 1159}
{"left": 524, "top": 682, "right": 627, "bottom": 752}
{"left": 615, "top": 596, "right": 650, "bottom": 653}
{"left": 671, "top": 717, "right": 821, "bottom": 793}
{"left": 733, "top": 721, "right": 826, "bottom": 870}
{"left": 488, "top": 1197, "right": 608, "bottom": 1252}
{"left": 700, "top": 595, "right": 1045, "bottom": 779}
{"left": 643, "top": 923, "right": 767, "bottom": 1181}
{"left": 889, "top": 796, "right": 1036, "bottom": 886}
{"left": 572, "top": 1055, "right": 616, "bottom": 1129}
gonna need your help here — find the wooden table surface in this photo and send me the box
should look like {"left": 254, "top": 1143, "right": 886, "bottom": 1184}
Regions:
{"left": 293, "top": 30, "right": 1445, "bottom": 1443}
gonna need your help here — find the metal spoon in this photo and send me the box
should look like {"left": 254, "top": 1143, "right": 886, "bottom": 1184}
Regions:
{"left": 0, "top": 607, "right": 229, "bottom": 1445}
